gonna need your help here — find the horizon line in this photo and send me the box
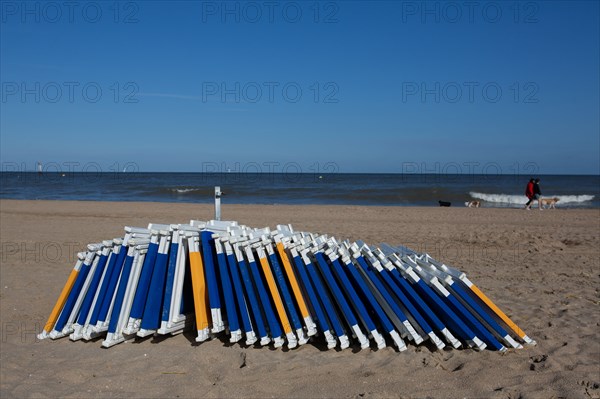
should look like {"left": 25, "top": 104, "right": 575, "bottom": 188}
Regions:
{"left": 2, "top": 171, "right": 599, "bottom": 176}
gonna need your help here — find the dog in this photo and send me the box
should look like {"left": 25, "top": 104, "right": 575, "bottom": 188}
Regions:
{"left": 438, "top": 200, "right": 452, "bottom": 207}
{"left": 540, "top": 197, "right": 560, "bottom": 209}
{"left": 464, "top": 200, "right": 480, "bottom": 208}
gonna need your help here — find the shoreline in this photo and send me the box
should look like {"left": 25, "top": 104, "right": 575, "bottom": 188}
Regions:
{"left": 3, "top": 173, "right": 598, "bottom": 209}
{"left": 1, "top": 198, "right": 597, "bottom": 209}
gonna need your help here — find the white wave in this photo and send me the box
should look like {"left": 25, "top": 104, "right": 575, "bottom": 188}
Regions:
{"left": 171, "top": 188, "right": 200, "bottom": 194}
{"left": 469, "top": 192, "right": 595, "bottom": 205}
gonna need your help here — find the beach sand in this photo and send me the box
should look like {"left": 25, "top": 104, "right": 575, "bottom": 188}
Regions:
{"left": 1, "top": 199, "right": 598, "bottom": 398}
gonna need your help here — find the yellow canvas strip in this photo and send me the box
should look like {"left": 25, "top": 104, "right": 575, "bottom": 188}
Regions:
{"left": 43, "top": 269, "right": 79, "bottom": 333}
{"left": 258, "top": 255, "right": 292, "bottom": 333}
{"left": 276, "top": 243, "right": 310, "bottom": 319}
{"left": 470, "top": 284, "right": 526, "bottom": 339}
{"left": 189, "top": 251, "right": 210, "bottom": 331}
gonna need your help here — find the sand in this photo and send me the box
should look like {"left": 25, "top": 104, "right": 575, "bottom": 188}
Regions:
{"left": 0, "top": 199, "right": 598, "bottom": 398}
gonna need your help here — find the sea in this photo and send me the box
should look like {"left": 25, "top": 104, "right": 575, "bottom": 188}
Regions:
{"left": 0, "top": 173, "right": 598, "bottom": 208}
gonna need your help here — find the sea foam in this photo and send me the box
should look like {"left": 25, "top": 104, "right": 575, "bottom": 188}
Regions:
{"left": 469, "top": 192, "right": 595, "bottom": 205}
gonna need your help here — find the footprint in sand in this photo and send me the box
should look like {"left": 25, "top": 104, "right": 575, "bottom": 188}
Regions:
{"left": 529, "top": 354, "right": 549, "bottom": 371}
{"left": 578, "top": 380, "right": 600, "bottom": 389}
{"left": 577, "top": 380, "right": 600, "bottom": 399}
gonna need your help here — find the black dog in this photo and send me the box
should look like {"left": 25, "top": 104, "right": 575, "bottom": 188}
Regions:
{"left": 438, "top": 200, "right": 451, "bottom": 207}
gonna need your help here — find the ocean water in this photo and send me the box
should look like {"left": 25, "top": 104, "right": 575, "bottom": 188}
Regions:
{"left": 0, "top": 172, "right": 598, "bottom": 208}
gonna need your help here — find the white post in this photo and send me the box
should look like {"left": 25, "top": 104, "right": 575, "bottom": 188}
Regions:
{"left": 214, "top": 186, "right": 222, "bottom": 221}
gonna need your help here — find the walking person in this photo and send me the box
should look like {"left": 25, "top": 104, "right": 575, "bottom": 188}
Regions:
{"left": 532, "top": 178, "right": 543, "bottom": 210}
{"left": 524, "top": 178, "right": 535, "bottom": 210}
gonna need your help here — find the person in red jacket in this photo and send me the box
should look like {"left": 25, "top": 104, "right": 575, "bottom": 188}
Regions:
{"left": 524, "top": 178, "right": 535, "bottom": 209}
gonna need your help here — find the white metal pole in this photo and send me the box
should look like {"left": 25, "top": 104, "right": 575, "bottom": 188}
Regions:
{"left": 215, "top": 186, "right": 222, "bottom": 221}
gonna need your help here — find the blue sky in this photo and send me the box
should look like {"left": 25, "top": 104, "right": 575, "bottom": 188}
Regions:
{"left": 1, "top": 0, "right": 599, "bottom": 174}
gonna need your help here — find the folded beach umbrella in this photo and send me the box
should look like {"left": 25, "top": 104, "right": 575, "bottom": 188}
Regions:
{"left": 425, "top": 254, "right": 535, "bottom": 346}
{"left": 238, "top": 241, "right": 283, "bottom": 347}
{"left": 157, "top": 224, "right": 190, "bottom": 335}
{"left": 350, "top": 246, "right": 422, "bottom": 344}
{"left": 70, "top": 244, "right": 111, "bottom": 341}
{"left": 44, "top": 249, "right": 96, "bottom": 339}
{"left": 265, "top": 240, "right": 309, "bottom": 346}
{"left": 200, "top": 231, "right": 224, "bottom": 334}
{"left": 137, "top": 229, "right": 170, "bottom": 337}
{"left": 378, "top": 245, "right": 461, "bottom": 348}
{"left": 324, "top": 244, "right": 385, "bottom": 349}
{"left": 124, "top": 232, "right": 159, "bottom": 335}
{"left": 283, "top": 234, "right": 344, "bottom": 349}
{"left": 400, "top": 255, "right": 490, "bottom": 350}
{"left": 188, "top": 232, "right": 211, "bottom": 342}
{"left": 214, "top": 238, "right": 241, "bottom": 341}
{"left": 381, "top": 243, "right": 534, "bottom": 348}
{"left": 370, "top": 248, "right": 445, "bottom": 350}
{"left": 288, "top": 245, "right": 337, "bottom": 349}
{"left": 254, "top": 240, "right": 299, "bottom": 347}
{"left": 361, "top": 246, "right": 430, "bottom": 343}
{"left": 38, "top": 220, "right": 533, "bottom": 354}
{"left": 313, "top": 250, "right": 370, "bottom": 348}
{"left": 371, "top": 248, "right": 446, "bottom": 347}
{"left": 224, "top": 240, "right": 254, "bottom": 344}
{"left": 103, "top": 239, "right": 149, "bottom": 348}
{"left": 276, "top": 243, "right": 318, "bottom": 337}
{"left": 336, "top": 245, "right": 405, "bottom": 350}
{"left": 98, "top": 231, "right": 150, "bottom": 336}
{"left": 300, "top": 246, "right": 350, "bottom": 349}
{"left": 38, "top": 253, "right": 85, "bottom": 340}
{"left": 83, "top": 241, "right": 122, "bottom": 340}
{"left": 413, "top": 258, "right": 504, "bottom": 351}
